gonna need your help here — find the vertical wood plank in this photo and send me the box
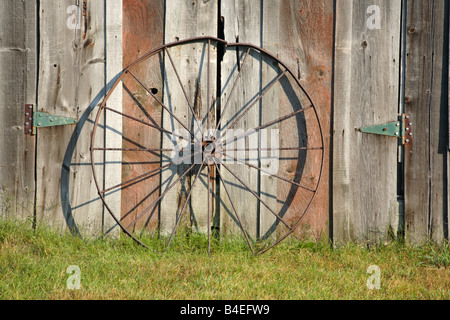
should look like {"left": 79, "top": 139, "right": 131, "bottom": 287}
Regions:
{"left": 404, "top": 0, "right": 449, "bottom": 244}
{"left": 332, "top": 0, "right": 353, "bottom": 243}
{"left": 161, "top": 0, "right": 218, "bottom": 236}
{"left": 121, "top": 0, "right": 164, "bottom": 233}
{"left": 278, "top": 0, "right": 333, "bottom": 240}
{"left": 36, "top": 1, "right": 118, "bottom": 236}
{"left": 333, "top": 0, "right": 402, "bottom": 244}
{"left": 0, "top": 0, "right": 37, "bottom": 221}
{"left": 104, "top": 0, "right": 123, "bottom": 236}
{"left": 259, "top": 0, "right": 280, "bottom": 241}
{"left": 220, "top": 0, "right": 261, "bottom": 239}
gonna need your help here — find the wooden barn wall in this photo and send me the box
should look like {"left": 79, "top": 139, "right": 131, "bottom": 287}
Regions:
{"left": 121, "top": 0, "right": 333, "bottom": 239}
{"left": 1, "top": 0, "right": 448, "bottom": 245}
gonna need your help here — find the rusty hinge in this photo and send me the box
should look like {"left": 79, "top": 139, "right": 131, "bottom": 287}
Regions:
{"left": 359, "top": 114, "right": 413, "bottom": 146}
{"left": 24, "top": 104, "right": 78, "bottom": 136}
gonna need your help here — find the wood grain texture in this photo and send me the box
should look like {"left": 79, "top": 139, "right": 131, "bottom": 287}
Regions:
{"left": 404, "top": 0, "right": 449, "bottom": 244}
{"left": 220, "top": 0, "right": 261, "bottom": 239}
{"left": 0, "top": 0, "right": 37, "bottom": 221}
{"left": 259, "top": 0, "right": 280, "bottom": 241}
{"left": 220, "top": 0, "right": 333, "bottom": 241}
{"left": 35, "top": 1, "right": 120, "bottom": 236}
{"left": 278, "top": 0, "right": 333, "bottom": 240}
{"left": 104, "top": 0, "right": 123, "bottom": 236}
{"left": 333, "top": 0, "right": 402, "bottom": 244}
{"left": 121, "top": 0, "right": 164, "bottom": 233}
{"left": 160, "top": 0, "right": 218, "bottom": 236}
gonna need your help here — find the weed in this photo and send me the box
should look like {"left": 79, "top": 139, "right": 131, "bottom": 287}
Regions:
{"left": 417, "top": 242, "right": 450, "bottom": 269}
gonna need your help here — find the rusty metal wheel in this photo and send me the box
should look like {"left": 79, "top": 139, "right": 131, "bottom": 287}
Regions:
{"left": 90, "top": 36, "right": 324, "bottom": 255}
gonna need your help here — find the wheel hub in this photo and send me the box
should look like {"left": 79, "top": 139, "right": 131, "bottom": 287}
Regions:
{"left": 202, "top": 136, "right": 222, "bottom": 165}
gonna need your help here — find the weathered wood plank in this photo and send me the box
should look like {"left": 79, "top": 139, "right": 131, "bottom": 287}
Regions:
{"left": 404, "top": 0, "right": 449, "bottom": 244}
{"left": 278, "top": 0, "right": 333, "bottom": 240}
{"left": 220, "top": 0, "right": 333, "bottom": 243}
{"left": 259, "top": 0, "right": 280, "bottom": 241}
{"left": 36, "top": 1, "right": 120, "bottom": 236}
{"left": 103, "top": 0, "right": 123, "bottom": 236}
{"left": 121, "top": 0, "right": 164, "bottom": 233}
{"left": 161, "top": 0, "right": 218, "bottom": 236}
{"left": 220, "top": 0, "right": 261, "bottom": 239}
{"left": 333, "top": 0, "right": 401, "bottom": 244}
{"left": 0, "top": 0, "right": 37, "bottom": 221}
{"left": 332, "top": 0, "right": 353, "bottom": 244}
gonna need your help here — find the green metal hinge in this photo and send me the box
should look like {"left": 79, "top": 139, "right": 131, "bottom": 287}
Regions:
{"left": 24, "top": 104, "right": 78, "bottom": 136}
{"left": 359, "top": 114, "right": 412, "bottom": 146}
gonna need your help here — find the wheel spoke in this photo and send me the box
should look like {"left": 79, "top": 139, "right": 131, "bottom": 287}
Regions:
{"left": 207, "top": 165, "right": 212, "bottom": 256}
{"left": 214, "top": 162, "right": 255, "bottom": 254}
{"left": 101, "top": 149, "right": 202, "bottom": 194}
{"left": 222, "top": 152, "right": 317, "bottom": 193}
{"left": 219, "top": 69, "right": 289, "bottom": 134}
{"left": 121, "top": 178, "right": 164, "bottom": 225}
{"left": 165, "top": 47, "right": 204, "bottom": 142}
{"left": 103, "top": 106, "right": 190, "bottom": 142}
{"left": 125, "top": 163, "right": 197, "bottom": 231}
{"left": 92, "top": 147, "right": 173, "bottom": 152}
{"left": 220, "top": 105, "right": 313, "bottom": 147}
{"left": 221, "top": 146, "right": 323, "bottom": 152}
{"left": 126, "top": 70, "right": 196, "bottom": 139}
{"left": 214, "top": 47, "right": 251, "bottom": 135}
{"left": 220, "top": 162, "right": 293, "bottom": 232}
{"left": 165, "top": 163, "right": 205, "bottom": 252}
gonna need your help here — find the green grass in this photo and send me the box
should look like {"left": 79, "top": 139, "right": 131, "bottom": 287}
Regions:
{"left": 0, "top": 220, "right": 449, "bottom": 300}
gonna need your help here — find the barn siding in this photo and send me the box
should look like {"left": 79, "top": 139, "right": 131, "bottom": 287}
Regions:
{"left": 35, "top": 0, "right": 121, "bottom": 236}
{"left": 0, "top": 0, "right": 37, "bottom": 222}
{"left": 0, "top": 0, "right": 448, "bottom": 245}
{"left": 332, "top": 0, "right": 402, "bottom": 244}
{"left": 403, "top": 0, "right": 449, "bottom": 244}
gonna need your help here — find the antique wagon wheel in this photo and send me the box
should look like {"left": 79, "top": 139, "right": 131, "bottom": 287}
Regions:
{"left": 90, "top": 36, "right": 324, "bottom": 255}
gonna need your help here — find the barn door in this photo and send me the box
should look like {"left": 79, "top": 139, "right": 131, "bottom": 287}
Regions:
{"left": 333, "top": 0, "right": 449, "bottom": 245}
